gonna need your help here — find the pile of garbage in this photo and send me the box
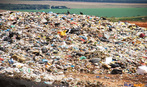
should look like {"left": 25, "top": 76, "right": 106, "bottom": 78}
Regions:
{"left": 0, "top": 11, "right": 147, "bottom": 86}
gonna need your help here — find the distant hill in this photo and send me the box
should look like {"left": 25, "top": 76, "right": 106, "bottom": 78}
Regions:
{"left": 0, "top": 3, "right": 69, "bottom": 10}
{"left": 21, "top": 0, "right": 147, "bottom": 3}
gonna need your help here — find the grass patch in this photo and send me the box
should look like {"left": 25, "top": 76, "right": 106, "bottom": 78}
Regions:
{"left": 107, "top": 16, "right": 147, "bottom": 22}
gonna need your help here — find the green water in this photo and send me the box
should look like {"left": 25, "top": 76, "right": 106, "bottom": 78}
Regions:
{"left": 17, "top": 8, "right": 147, "bottom": 17}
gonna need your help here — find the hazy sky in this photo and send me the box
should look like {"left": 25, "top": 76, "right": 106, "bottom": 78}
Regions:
{"left": 0, "top": 0, "right": 147, "bottom": 3}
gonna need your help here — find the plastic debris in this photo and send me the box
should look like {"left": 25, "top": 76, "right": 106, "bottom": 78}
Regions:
{"left": 136, "top": 66, "right": 147, "bottom": 74}
{"left": 0, "top": 11, "right": 146, "bottom": 86}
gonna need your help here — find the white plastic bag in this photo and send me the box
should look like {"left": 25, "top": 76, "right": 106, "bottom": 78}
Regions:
{"left": 136, "top": 66, "right": 147, "bottom": 74}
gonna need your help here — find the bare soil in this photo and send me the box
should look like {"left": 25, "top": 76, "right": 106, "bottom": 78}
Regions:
{"left": 0, "top": 10, "right": 7, "bottom": 13}
{"left": 66, "top": 73, "right": 147, "bottom": 87}
{"left": 127, "top": 21, "right": 147, "bottom": 28}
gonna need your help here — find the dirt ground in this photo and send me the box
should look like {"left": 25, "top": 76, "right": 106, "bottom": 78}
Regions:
{"left": 66, "top": 73, "right": 147, "bottom": 87}
{"left": 0, "top": 10, "right": 7, "bottom": 13}
{"left": 126, "top": 21, "right": 147, "bottom": 28}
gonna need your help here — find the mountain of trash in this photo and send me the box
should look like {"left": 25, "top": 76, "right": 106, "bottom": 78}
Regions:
{"left": 0, "top": 11, "right": 147, "bottom": 86}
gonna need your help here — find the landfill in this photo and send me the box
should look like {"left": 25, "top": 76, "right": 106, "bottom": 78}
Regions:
{"left": 0, "top": 11, "right": 147, "bottom": 86}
